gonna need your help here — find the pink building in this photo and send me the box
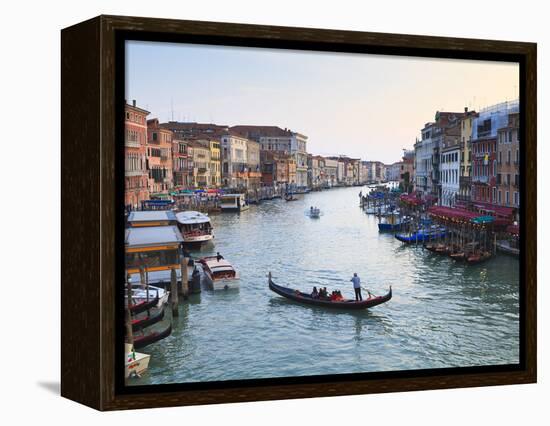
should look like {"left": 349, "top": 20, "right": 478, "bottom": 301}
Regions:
{"left": 124, "top": 100, "right": 150, "bottom": 209}
{"left": 147, "top": 118, "right": 174, "bottom": 195}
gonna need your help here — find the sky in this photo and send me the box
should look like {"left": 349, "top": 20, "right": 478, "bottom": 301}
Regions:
{"left": 126, "top": 41, "right": 519, "bottom": 164}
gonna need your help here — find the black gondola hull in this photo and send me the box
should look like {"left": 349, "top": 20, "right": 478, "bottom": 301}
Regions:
{"left": 133, "top": 323, "right": 172, "bottom": 350}
{"left": 132, "top": 307, "right": 165, "bottom": 332}
{"left": 129, "top": 296, "right": 159, "bottom": 315}
{"left": 268, "top": 279, "right": 391, "bottom": 310}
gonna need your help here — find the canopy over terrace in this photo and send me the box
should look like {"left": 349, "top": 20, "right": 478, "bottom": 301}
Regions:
{"left": 428, "top": 206, "right": 480, "bottom": 223}
{"left": 400, "top": 192, "right": 423, "bottom": 206}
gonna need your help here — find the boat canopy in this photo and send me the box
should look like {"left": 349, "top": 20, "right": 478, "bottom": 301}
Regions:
{"left": 176, "top": 210, "right": 211, "bottom": 225}
{"left": 128, "top": 210, "right": 177, "bottom": 224}
{"left": 142, "top": 198, "right": 174, "bottom": 205}
{"left": 400, "top": 192, "right": 423, "bottom": 206}
{"left": 125, "top": 225, "right": 184, "bottom": 248}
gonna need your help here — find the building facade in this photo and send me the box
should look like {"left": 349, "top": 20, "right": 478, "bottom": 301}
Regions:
{"left": 496, "top": 112, "right": 520, "bottom": 210}
{"left": 458, "top": 108, "right": 478, "bottom": 203}
{"left": 221, "top": 133, "right": 249, "bottom": 189}
{"left": 172, "top": 138, "right": 191, "bottom": 188}
{"left": 147, "top": 118, "right": 173, "bottom": 195}
{"left": 124, "top": 101, "right": 150, "bottom": 209}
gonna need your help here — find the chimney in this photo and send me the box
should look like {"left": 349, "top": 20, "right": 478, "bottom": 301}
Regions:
{"left": 132, "top": 99, "right": 136, "bottom": 107}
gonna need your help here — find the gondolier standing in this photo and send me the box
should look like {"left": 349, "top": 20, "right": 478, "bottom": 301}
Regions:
{"left": 351, "top": 273, "right": 362, "bottom": 301}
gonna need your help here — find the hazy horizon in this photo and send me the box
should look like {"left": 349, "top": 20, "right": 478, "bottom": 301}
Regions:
{"left": 126, "top": 41, "right": 519, "bottom": 164}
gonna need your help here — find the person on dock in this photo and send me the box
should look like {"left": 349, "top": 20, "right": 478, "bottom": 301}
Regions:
{"left": 351, "top": 273, "right": 362, "bottom": 301}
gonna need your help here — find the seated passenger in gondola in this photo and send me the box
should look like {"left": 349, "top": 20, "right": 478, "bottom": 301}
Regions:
{"left": 330, "top": 291, "right": 338, "bottom": 301}
{"left": 311, "top": 286, "right": 319, "bottom": 298}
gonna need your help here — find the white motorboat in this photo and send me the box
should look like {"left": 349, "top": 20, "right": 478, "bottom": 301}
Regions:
{"left": 127, "top": 284, "right": 169, "bottom": 309}
{"left": 125, "top": 343, "right": 151, "bottom": 378}
{"left": 198, "top": 256, "right": 240, "bottom": 290}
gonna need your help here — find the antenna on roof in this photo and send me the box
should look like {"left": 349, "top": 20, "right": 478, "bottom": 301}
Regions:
{"left": 171, "top": 98, "right": 174, "bottom": 121}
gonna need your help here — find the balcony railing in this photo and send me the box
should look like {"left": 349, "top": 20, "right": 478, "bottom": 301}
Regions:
{"left": 459, "top": 176, "right": 471, "bottom": 186}
{"left": 473, "top": 176, "right": 489, "bottom": 184}
{"left": 125, "top": 140, "right": 141, "bottom": 148}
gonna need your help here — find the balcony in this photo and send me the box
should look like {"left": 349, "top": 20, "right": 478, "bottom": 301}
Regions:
{"left": 125, "top": 170, "right": 144, "bottom": 177}
{"left": 459, "top": 176, "right": 471, "bottom": 186}
{"left": 473, "top": 176, "right": 489, "bottom": 184}
{"left": 125, "top": 140, "right": 141, "bottom": 148}
{"left": 248, "top": 171, "right": 262, "bottom": 178}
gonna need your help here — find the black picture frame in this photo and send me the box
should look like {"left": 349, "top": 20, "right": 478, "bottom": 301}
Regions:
{"left": 61, "top": 15, "right": 537, "bottom": 411}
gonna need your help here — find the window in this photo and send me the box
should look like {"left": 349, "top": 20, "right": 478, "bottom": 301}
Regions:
{"left": 498, "top": 190, "right": 502, "bottom": 204}
{"left": 492, "top": 187, "right": 497, "bottom": 203}
{"left": 514, "top": 192, "right": 519, "bottom": 206}
{"left": 506, "top": 191, "right": 510, "bottom": 205}
{"left": 507, "top": 150, "right": 511, "bottom": 164}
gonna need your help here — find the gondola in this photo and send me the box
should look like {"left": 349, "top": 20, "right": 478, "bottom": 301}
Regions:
{"left": 268, "top": 274, "right": 391, "bottom": 310}
{"left": 128, "top": 295, "right": 159, "bottom": 315}
{"left": 132, "top": 307, "right": 165, "bottom": 332}
{"left": 133, "top": 322, "right": 172, "bottom": 350}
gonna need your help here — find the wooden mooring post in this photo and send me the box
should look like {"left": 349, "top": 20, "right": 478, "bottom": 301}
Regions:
{"left": 170, "top": 268, "right": 179, "bottom": 317}
{"left": 125, "top": 273, "right": 134, "bottom": 345}
{"left": 180, "top": 257, "right": 189, "bottom": 299}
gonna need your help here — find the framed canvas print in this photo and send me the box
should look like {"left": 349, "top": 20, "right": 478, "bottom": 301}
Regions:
{"left": 61, "top": 15, "right": 536, "bottom": 411}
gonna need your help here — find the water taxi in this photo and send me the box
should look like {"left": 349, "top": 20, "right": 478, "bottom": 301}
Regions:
{"left": 175, "top": 211, "right": 214, "bottom": 245}
{"left": 219, "top": 193, "right": 249, "bottom": 212}
{"left": 198, "top": 256, "right": 240, "bottom": 290}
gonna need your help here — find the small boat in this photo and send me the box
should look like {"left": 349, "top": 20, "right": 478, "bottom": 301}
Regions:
{"left": 395, "top": 227, "right": 446, "bottom": 244}
{"left": 132, "top": 307, "right": 165, "bottom": 332}
{"left": 466, "top": 251, "right": 492, "bottom": 264}
{"left": 284, "top": 194, "right": 299, "bottom": 201}
{"left": 129, "top": 285, "right": 169, "bottom": 309}
{"left": 125, "top": 344, "right": 150, "bottom": 378}
{"left": 268, "top": 274, "right": 391, "bottom": 310}
{"left": 220, "top": 194, "right": 249, "bottom": 212}
{"left": 198, "top": 256, "right": 240, "bottom": 290}
{"left": 307, "top": 207, "right": 321, "bottom": 218}
{"left": 128, "top": 295, "right": 159, "bottom": 315}
{"left": 133, "top": 322, "right": 172, "bottom": 350}
{"left": 496, "top": 240, "right": 520, "bottom": 257}
{"left": 378, "top": 214, "right": 409, "bottom": 232}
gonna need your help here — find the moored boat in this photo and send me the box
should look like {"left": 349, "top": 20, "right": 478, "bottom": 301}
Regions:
{"left": 125, "top": 344, "right": 151, "bottom": 378}
{"left": 128, "top": 295, "right": 159, "bottom": 315}
{"left": 220, "top": 194, "right": 249, "bottom": 212}
{"left": 133, "top": 322, "right": 172, "bottom": 350}
{"left": 132, "top": 307, "right": 165, "bottom": 332}
{"left": 268, "top": 273, "right": 391, "bottom": 310}
{"left": 176, "top": 211, "right": 214, "bottom": 245}
{"left": 395, "top": 226, "right": 446, "bottom": 244}
{"left": 198, "top": 256, "right": 240, "bottom": 290}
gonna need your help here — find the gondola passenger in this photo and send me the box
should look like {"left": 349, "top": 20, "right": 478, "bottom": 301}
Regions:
{"left": 311, "top": 286, "right": 319, "bottom": 298}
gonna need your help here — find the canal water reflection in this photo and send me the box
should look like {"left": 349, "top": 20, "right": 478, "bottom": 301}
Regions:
{"left": 133, "top": 186, "right": 520, "bottom": 385}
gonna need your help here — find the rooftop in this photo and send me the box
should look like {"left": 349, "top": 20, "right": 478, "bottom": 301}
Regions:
{"left": 125, "top": 226, "right": 184, "bottom": 247}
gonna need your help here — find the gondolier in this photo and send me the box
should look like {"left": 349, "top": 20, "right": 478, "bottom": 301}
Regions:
{"left": 351, "top": 273, "right": 362, "bottom": 301}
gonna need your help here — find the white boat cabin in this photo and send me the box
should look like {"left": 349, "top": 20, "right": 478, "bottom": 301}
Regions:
{"left": 175, "top": 211, "right": 214, "bottom": 244}
{"left": 220, "top": 194, "right": 249, "bottom": 212}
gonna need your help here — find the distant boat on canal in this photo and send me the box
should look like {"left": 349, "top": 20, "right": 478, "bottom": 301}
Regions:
{"left": 307, "top": 207, "right": 321, "bottom": 218}
{"left": 220, "top": 194, "right": 249, "bottom": 212}
{"left": 176, "top": 211, "right": 214, "bottom": 245}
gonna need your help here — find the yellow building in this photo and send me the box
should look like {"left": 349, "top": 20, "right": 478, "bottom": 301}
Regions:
{"left": 208, "top": 139, "right": 221, "bottom": 187}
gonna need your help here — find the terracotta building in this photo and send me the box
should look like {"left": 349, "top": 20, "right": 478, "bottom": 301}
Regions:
{"left": 496, "top": 112, "right": 520, "bottom": 209}
{"left": 124, "top": 100, "right": 150, "bottom": 209}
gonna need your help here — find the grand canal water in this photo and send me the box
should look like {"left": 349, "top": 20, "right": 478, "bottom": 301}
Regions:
{"left": 132, "top": 186, "right": 520, "bottom": 385}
